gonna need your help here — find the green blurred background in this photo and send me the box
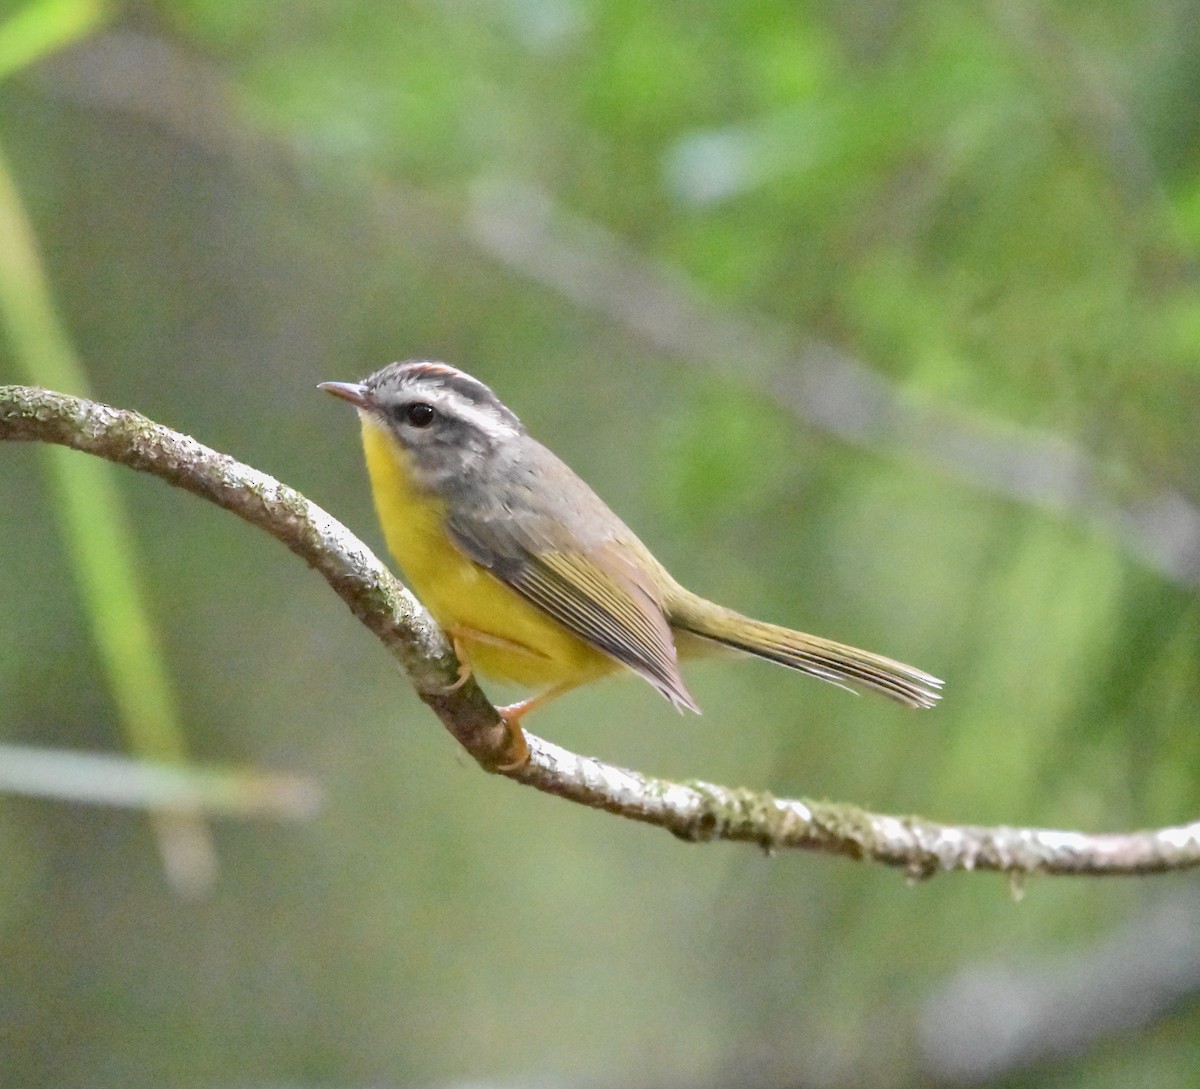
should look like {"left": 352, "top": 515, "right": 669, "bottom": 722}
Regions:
{"left": 3, "top": 1, "right": 1200, "bottom": 1086}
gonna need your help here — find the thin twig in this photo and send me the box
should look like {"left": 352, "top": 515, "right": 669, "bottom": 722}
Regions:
{"left": 4, "top": 383, "right": 1199, "bottom": 878}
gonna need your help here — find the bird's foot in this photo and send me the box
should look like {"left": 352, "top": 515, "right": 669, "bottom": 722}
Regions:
{"left": 431, "top": 632, "right": 475, "bottom": 696}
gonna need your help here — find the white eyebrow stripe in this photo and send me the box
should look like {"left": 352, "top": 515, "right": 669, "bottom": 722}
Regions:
{"left": 407, "top": 384, "right": 521, "bottom": 440}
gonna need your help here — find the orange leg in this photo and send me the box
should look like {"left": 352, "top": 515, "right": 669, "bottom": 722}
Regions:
{"left": 494, "top": 681, "right": 587, "bottom": 770}
{"left": 496, "top": 682, "right": 579, "bottom": 726}
{"left": 443, "top": 626, "right": 568, "bottom": 772}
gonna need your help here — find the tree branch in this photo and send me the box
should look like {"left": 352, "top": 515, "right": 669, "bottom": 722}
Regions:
{"left": 5, "top": 383, "right": 1199, "bottom": 878}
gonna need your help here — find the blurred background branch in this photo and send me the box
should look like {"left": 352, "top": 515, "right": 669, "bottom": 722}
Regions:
{"left": 920, "top": 891, "right": 1200, "bottom": 1083}
{"left": 467, "top": 179, "right": 1200, "bottom": 588}
{"left": 0, "top": 742, "right": 320, "bottom": 817}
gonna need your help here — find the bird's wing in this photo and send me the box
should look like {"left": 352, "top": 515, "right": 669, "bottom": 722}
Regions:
{"left": 444, "top": 510, "right": 698, "bottom": 713}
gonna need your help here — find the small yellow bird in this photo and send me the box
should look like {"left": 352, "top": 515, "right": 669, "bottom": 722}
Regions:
{"left": 321, "top": 361, "right": 941, "bottom": 765}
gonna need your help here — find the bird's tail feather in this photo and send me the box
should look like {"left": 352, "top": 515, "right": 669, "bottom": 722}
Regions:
{"left": 673, "top": 600, "right": 942, "bottom": 709}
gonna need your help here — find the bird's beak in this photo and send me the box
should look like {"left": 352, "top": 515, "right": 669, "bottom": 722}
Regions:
{"left": 318, "top": 381, "right": 371, "bottom": 409}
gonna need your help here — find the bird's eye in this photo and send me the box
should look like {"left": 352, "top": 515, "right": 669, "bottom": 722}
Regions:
{"left": 398, "top": 401, "right": 436, "bottom": 428}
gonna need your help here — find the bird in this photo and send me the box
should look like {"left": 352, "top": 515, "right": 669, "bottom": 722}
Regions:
{"left": 321, "top": 361, "right": 941, "bottom": 766}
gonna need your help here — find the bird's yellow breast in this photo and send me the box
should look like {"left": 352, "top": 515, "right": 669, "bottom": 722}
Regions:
{"left": 358, "top": 417, "right": 615, "bottom": 690}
